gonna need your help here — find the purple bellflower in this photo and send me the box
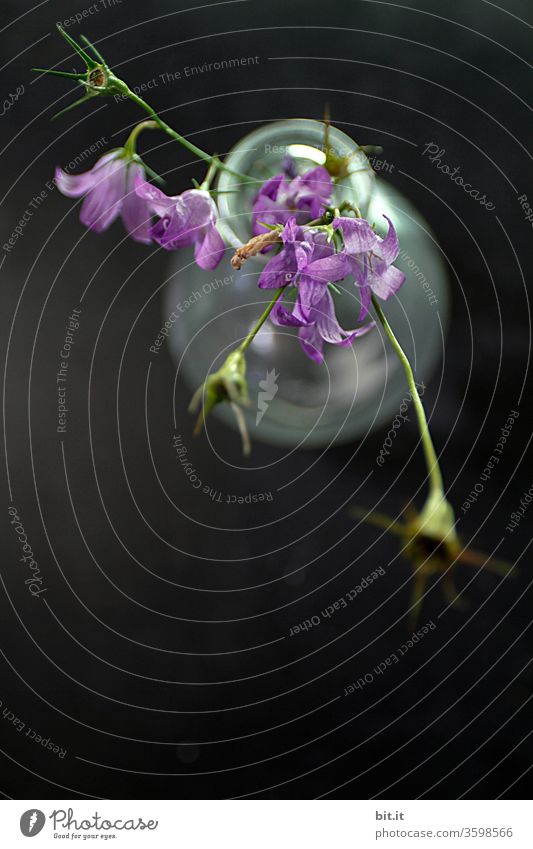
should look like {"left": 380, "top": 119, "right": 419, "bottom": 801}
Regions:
{"left": 333, "top": 215, "right": 405, "bottom": 319}
{"left": 252, "top": 165, "right": 333, "bottom": 236}
{"left": 55, "top": 150, "right": 152, "bottom": 243}
{"left": 135, "top": 176, "right": 225, "bottom": 270}
{"left": 258, "top": 217, "right": 374, "bottom": 363}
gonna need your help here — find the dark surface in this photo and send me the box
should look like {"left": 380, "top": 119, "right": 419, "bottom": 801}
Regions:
{"left": 0, "top": 0, "right": 532, "bottom": 800}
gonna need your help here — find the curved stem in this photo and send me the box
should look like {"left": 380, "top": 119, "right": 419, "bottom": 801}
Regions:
{"left": 124, "top": 119, "right": 157, "bottom": 157}
{"left": 238, "top": 288, "right": 285, "bottom": 354}
{"left": 371, "top": 294, "right": 444, "bottom": 498}
{"left": 125, "top": 90, "right": 254, "bottom": 183}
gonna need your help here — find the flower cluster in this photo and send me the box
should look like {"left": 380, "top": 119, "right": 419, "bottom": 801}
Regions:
{"left": 252, "top": 165, "right": 333, "bottom": 234}
{"left": 246, "top": 180, "right": 405, "bottom": 362}
{"left": 55, "top": 147, "right": 226, "bottom": 269}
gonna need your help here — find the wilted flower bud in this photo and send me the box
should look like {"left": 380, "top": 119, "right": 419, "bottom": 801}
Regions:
{"left": 189, "top": 350, "right": 251, "bottom": 454}
{"left": 33, "top": 26, "right": 130, "bottom": 119}
{"left": 352, "top": 493, "right": 512, "bottom": 628}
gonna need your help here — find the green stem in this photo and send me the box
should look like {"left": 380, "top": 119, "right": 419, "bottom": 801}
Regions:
{"left": 239, "top": 288, "right": 285, "bottom": 354}
{"left": 124, "top": 119, "right": 157, "bottom": 157}
{"left": 371, "top": 294, "right": 444, "bottom": 499}
{"left": 125, "top": 90, "right": 253, "bottom": 183}
{"left": 200, "top": 158, "right": 219, "bottom": 191}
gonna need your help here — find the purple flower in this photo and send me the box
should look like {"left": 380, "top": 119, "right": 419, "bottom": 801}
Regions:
{"left": 55, "top": 150, "right": 152, "bottom": 243}
{"left": 252, "top": 165, "right": 333, "bottom": 236}
{"left": 135, "top": 177, "right": 225, "bottom": 270}
{"left": 260, "top": 217, "right": 373, "bottom": 363}
{"left": 333, "top": 215, "right": 405, "bottom": 318}
{"left": 272, "top": 285, "right": 374, "bottom": 364}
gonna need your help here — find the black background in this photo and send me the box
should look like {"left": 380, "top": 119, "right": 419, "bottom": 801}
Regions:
{"left": 0, "top": 0, "right": 532, "bottom": 800}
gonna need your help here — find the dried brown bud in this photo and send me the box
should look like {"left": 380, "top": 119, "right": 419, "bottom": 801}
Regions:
{"left": 230, "top": 230, "right": 281, "bottom": 270}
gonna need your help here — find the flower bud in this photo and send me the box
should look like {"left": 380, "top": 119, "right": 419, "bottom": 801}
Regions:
{"left": 189, "top": 350, "right": 251, "bottom": 454}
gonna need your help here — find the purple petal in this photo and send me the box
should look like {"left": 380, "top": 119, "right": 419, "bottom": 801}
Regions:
{"left": 376, "top": 215, "right": 400, "bottom": 264}
{"left": 55, "top": 151, "right": 119, "bottom": 198}
{"left": 134, "top": 174, "right": 176, "bottom": 217}
{"left": 298, "top": 323, "right": 324, "bottom": 364}
{"left": 291, "top": 166, "right": 332, "bottom": 202}
{"left": 180, "top": 189, "right": 217, "bottom": 227}
{"left": 252, "top": 196, "right": 291, "bottom": 235}
{"left": 333, "top": 216, "right": 377, "bottom": 254}
{"left": 357, "top": 282, "right": 372, "bottom": 320}
{"left": 270, "top": 295, "right": 306, "bottom": 327}
{"left": 194, "top": 222, "right": 225, "bottom": 269}
{"left": 368, "top": 263, "right": 406, "bottom": 300}
{"left": 79, "top": 157, "right": 126, "bottom": 233}
{"left": 153, "top": 189, "right": 215, "bottom": 250}
{"left": 315, "top": 290, "right": 376, "bottom": 347}
{"left": 121, "top": 162, "right": 152, "bottom": 244}
{"left": 304, "top": 251, "right": 350, "bottom": 283}
{"left": 294, "top": 276, "right": 328, "bottom": 321}
{"left": 258, "top": 247, "right": 296, "bottom": 288}
{"left": 282, "top": 154, "right": 297, "bottom": 179}
{"left": 254, "top": 173, "right": 286, "bottom": 201}
{"left": 313, "top": 290, "right": 347, "bottom": 344}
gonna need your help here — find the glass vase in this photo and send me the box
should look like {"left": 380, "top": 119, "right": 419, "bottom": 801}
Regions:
{"left": 164, "top": 119, "right": 450, "bottom": 448}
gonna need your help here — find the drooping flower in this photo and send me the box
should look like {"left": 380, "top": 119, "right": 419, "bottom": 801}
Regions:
{"left": 55, "top": 150, "right": 152, "bottom": 243}
{"left": 135, "top": 177, "right": 225, "bottom": 269}
{"left": 272, "top": 285, "right": 374, "bottom": 364}
{"left": 351, "top": 500, "right": 514, "bottom": 628}
{"left": 258, "top": 217, "right": 373, "bottom": 363}
{"left": 252, "top": 165, "right": 333, "bottom": 235}
{"left": 189, "top": 349, "right": 250, "bottom": 454}
{"left": 333, "top": 214, "right": 406, "bottom": 319}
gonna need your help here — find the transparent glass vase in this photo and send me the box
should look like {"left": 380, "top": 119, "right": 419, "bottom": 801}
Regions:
{"left": 165, "top": 119, "right": 450, "bottom": 448}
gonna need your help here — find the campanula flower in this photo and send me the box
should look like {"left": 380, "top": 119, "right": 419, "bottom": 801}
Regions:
{"left": 271, "top": 285, "right": 374, "bottom": 364}
{"left": 55, "top": 150, "right": 152, "bottom": 243}
{"left": 135, "top": 177, "right": 225, "bottom": 269}
{"left": 334, "top": 215, "right": 405, "bottom": 319}
{"left": 257, "top": 217, "right": 373, "bottom": 363}
{"left": 252, "top": 166, "right": 333, "bottom": 235}
{"left": 351, "top": 500, "right": 513, "bottom": 628}
{"left": 189, "top": 350, "right": 250, "bottom": 454}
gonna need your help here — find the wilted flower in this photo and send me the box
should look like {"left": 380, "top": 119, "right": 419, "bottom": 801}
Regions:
{"left": 189, "top": 350, "right": 251, "bottom": 454}
{"left": 33, "top": 26, "right": 130, "bottom": 120}
{"left": 135, "top": 177, "right": 225, "bottom": 269}
{"left": 252, "top": 165, "right": 333, "bottom": 235}
{"left": 256, "top": 217, "right": 373, "bottom": 362}
{"left": 272, "top": 285, "right": 374, "bottom": 364}
{"left": 55, "top": 149, "right": 152, "bottom": 243}
{"left": 257, "top": 216, "right": 346, "bottom": 290}
{"left": 333, "top": 214, "right": 406, "bottom": 319}
{"left": 352, "top": 496, "right": 513, "bottom": 627}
